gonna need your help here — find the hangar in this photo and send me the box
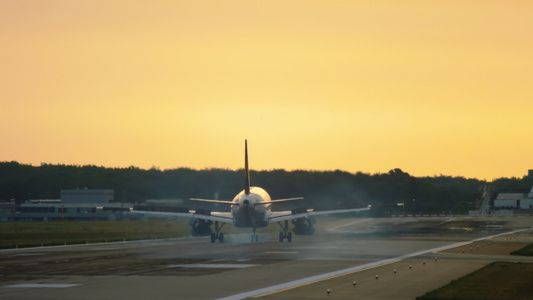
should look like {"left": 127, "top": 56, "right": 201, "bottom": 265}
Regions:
{"left": 494, "top": 186, "right": 533, "bottom": 209}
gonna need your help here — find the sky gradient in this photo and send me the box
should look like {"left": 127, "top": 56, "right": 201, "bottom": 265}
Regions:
{"left": 1, "top": 1, "right": 532, "bottom": 180}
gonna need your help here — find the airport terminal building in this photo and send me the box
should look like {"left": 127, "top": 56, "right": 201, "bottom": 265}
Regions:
{"left": 0, "top": 189, "right": 128, "bottom": 221}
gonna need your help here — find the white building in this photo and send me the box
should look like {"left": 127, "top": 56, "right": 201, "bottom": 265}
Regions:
{"left": 494, "top": 186, "right": 533, "bottom": 209}
{"left": 0, "top": 189, "right": 128, "bottom": 221}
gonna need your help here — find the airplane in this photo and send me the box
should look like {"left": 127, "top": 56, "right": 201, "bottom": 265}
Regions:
{"left": 129, "top": 140, "right": 370, "bottom": 243}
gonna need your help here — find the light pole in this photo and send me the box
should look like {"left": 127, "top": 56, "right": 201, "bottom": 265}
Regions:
{"left": 397, "top": 202, "right": 405, "bottom": 216}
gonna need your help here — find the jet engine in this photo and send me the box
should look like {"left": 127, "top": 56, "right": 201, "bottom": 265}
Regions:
{"left": 291, "top": 217, "right": 315, "bottom": 235}
{"left": 189, "top": 218, "right": 213, "bottom": 236}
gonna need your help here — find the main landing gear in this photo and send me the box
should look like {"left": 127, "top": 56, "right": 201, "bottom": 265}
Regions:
{"left": 251, "top": 228, "right": 259, "bottom": 242}
{"left": 278, "top": 220, "right": 292, "bottom": 242}
{"left": 210, "top": 221, "right": 225, "bottom": 243}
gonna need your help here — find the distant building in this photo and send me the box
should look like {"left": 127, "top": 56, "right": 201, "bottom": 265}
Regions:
{"left": 61, "top": 189, "right": 113, "bottom": 204}
{"left": 0, "top": 200, "right": 16, "bottom": 214}
{"left": 494, "top": 193, "right": 528, "bottom": 209}
{"left": 0, "top": 189, "right": 128, "bottom": 222}
{"left": 494, "top": 186, "right": 533, "bottom": 209}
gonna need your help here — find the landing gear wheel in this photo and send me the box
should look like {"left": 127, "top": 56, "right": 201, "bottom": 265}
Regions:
{"left": 251, "top": 234, "right": 259, "bottom": 242}
{"left": 278, "top": 220, "right": 293, "bottom": 243}
{"left": 209, "top": 221, "right": 226, "bottom": 244}
{"left": 278, "top": 232, "right": 292, "bottom": 242}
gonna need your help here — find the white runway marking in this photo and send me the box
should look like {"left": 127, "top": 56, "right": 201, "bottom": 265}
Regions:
{"left": 91, "top": 248, "right": 119, "bottom": 251}
{"left": 167, "top": 264, "right": 259, "bottom": 269}
{"left": 216, "top": 229, "right": 527, "bottom": 300}
{"left": 7, "top": 284, "right": 79, "bottom": 288}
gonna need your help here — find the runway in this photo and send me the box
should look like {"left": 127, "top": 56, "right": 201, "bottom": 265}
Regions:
{"left": 2, "top": 216, "right": 533, "bottom": 299}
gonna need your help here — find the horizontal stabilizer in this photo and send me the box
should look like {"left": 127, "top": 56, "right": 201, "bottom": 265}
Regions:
{"left": 255, "top": 197, "right": 304, "bottom": 205}
{"left": 190, "top": 198, "right": 238, "bottom": 205}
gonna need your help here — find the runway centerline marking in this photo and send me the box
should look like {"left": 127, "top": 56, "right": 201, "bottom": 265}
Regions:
{"left": 168, "top": 264, "right": 259, "bottom": 269}
{"left": 216, "top": 229, "right": 527, "bottom": 300}
{"left": 7, "top": 284, "right": 79, "bottom": 288}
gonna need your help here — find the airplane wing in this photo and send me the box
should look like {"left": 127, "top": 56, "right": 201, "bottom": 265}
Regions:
{"left": 268, "top": 206, "right": 371, "bottom": 223}
{"left": 129, "top": 209, "right": 234, "bottom": 223}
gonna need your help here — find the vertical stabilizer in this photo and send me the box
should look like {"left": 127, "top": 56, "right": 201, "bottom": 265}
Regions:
{"left": 244, "top": 140, "right": 251, "bottom": 195}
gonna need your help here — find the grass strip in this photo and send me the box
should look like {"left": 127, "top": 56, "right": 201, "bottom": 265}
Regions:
{"left": 417, "top": 262, "right": 533, "bottom": 300}
{"left": 0, "top": 220, "right": 192, "bottom": 249}
{"left": 511, "top": 243, "right": 533, "bottom": 256}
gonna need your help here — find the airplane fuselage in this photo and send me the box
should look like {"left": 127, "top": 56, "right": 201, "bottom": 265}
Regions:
{"left": 231, "top": 187, "right": 272, "bottom": 228}
{"left": 129, "top": 139, "right": 368, "bottom": 243}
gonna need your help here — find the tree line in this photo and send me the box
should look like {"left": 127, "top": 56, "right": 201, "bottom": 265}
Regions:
{"left": 1, "top": 161, "right": 532, "bottom": 215}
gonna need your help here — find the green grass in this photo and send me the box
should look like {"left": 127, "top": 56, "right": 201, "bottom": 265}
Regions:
{"left": 0, "top": 216, "right": 365, "bottom": 249}
{"left": 417, "top": 262, "right": 533, "bottom": 300}
{"left": 511, "top": 244, "right": 533, "bottom": 256}
{"left": 0, "top": 220, "right": 192, "bottom": 249}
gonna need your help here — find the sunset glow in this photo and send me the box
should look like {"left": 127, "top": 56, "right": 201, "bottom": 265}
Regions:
{"left": 1, "top": 1, "right": 532, "bottom": 180}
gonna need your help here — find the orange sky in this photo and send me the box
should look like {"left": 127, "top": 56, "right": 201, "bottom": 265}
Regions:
{"left": 1, "top": 1, "right": 532, "bottom": 180}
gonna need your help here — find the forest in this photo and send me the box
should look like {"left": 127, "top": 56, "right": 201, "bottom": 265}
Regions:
{"left": 1, "top": 161, "right": 532, "bottom": 215}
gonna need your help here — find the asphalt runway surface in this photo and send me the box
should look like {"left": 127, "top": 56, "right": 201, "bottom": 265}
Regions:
{"left": 2, "top": 216, "right": 533, "bottom": 300}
